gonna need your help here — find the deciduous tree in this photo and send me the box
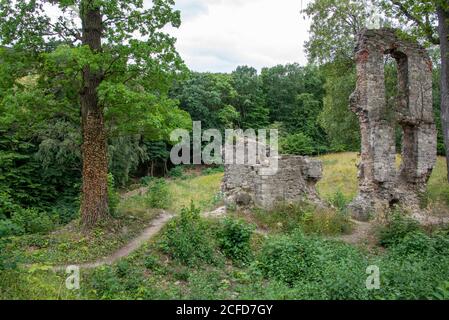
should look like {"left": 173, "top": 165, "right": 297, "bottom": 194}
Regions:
{"left": 0, "top": 0, "right": 188, "bottom": 227}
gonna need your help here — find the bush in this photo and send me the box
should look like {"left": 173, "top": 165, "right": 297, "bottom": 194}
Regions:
{"left": 1, "top": 208, "right": 54, "bottom": 238}
{"left": 140, "top": 176, "right": 155, "bottom": 186}
{"left": 256, "top": 230, "right": 368, "bottom": 297}
{"left": 0, "top": 219, "right": 24, "bottom": 237}
{"left": 49, "top": 199, "right": 79, "bottom": 225}
{"left": 0, "top": 192, "right": 20, "bottom": 219}
{"left": 433, "top": 281, "right": 449, "bottom": 300}
{"left": 202, "top": 166, "right": 224, "bottom": 175}
{"left": 158, "top": 203, "right": 217, "bottom": 266}
{"left": 0, "top": 238, "right": 17, "bottom": 270}
{"left": 256, "top": 230, "right": 309, "bottom": 285}
{"left": 329, "top": 190, "right": 350, "bottom": 213}
{"left": 254, "top": 202, "right": 352, "bottom": 236}
{"left": 437, "top": 141, "right": 446, "bottom": 156}
{"left": 144, "top": 254, "right": 162, "bottom": 272}
{"left": 168, "top": 166, "right": 184, "bottom": 179}
{"left": 280, "top": 133, "right": 316, "bottom": 156}
{"left": 89, "top": 266, "right": 123, "bottom": 299}
{"left": 145, "top": 179, "right": 171, "bottom": 209}
{"left": 218, "top": 218, "right": 254, "bottom": 263}
{"left": 378, "top": 212, "right": 420, "bottom": 248}
{"left": 374, "top": 231, "right": 449, "bottom": 299}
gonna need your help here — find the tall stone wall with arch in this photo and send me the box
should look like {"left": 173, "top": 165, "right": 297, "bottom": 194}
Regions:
{"left": 349, "top": 28, "right": 437, "bottom": 220}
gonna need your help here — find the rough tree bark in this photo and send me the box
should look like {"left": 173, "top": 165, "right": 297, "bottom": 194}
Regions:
{"left": 437, "top": 5, "right": 449, "bottom": 181}
{"left": 80, "top": 1, "right": 109, "bottom": 227}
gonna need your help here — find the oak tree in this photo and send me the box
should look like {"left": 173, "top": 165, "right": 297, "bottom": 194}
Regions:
{"left": 0, "top": 0, "right": 188, "bottom": 227}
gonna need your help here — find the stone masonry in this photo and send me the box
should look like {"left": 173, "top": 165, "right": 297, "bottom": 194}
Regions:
{"left": 223, "top": 155, "right": 323, "bottom": 210}
{"left": 349, "top": 28, "right": 437, "bottom": 221}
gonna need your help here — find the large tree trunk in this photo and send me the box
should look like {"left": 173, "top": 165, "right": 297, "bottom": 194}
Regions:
{"left": 80, "top": 2, "right": 109, "bottom": 227}
{"left": 437, "top": 6, "right": 449, "bottom": 181}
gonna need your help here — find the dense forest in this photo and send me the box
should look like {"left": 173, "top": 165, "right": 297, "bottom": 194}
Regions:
{"left": 1, "top": 0, "right": 449, "bottom": 302}
{"left": 1, "top": 46, "right": 446, "bottom": 238}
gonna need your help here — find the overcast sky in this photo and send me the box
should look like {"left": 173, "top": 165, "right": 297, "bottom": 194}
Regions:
{"left": 169, "top": 0, "right": 312, "bottom": 73}
{"left": 44, "top": 0, "right": 312, "bottom": 73}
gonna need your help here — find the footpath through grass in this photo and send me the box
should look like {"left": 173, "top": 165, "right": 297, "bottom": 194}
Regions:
{"left": 2, "top": 154, "right": 449, "bottom": 300}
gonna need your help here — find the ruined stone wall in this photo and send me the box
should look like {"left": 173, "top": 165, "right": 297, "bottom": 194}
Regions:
{"left": 223, "top": 156, "right": 323, "bottom": 210}
{"left": 349, "top": 28, "right": 437, "bottom": 220}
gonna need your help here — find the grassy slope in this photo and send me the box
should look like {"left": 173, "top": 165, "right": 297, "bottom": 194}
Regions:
{"left": 4, "top": 200, "right": 162, "bottom": 267}
{"left": 2, "top": 153, "right": 449, "bottom": 300}
{"left": 166, "top": 173, "right": 223, "bottom": 213}
{"left": 317, "top": 152, "right": 449, "bottom": 205}
{"left": 3, "top": 173, "right": 223, "bottom": 269}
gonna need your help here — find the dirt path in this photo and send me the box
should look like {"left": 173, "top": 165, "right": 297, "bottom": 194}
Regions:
{"left": 335, "top": 219, "right": 374, "bottom": 245}
{"left": 53, "top": 212, "right": 173, "bottom": 271}
{"left": 52, "top": 206, "right": 227, "bottom": 271}
{"left": 53, "top": 205, "right": 449, "bottom": 271}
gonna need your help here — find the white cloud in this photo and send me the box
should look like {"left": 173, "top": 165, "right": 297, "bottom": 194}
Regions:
{"left": 44, "top": 0, "right": 311, "bottom": 73}
{"left": 170, "top": 0, "right": 312, "bottom": 73}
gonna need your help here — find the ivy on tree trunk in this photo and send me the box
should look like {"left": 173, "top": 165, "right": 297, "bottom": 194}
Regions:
{"left": 80, "top": 1, "right": 109, "bottom": 227}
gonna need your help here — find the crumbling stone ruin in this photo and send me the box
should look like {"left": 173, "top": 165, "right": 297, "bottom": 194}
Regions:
{"left": 349, "top": 28, "right": 437, "bottom": 221}
{"left": 223, "top": 155, "right": 323, "bottom": 210}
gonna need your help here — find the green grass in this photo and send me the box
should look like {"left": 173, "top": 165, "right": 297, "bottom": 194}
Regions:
{"left": 427, "top": 157, "right": 449, "bottom": 205}
{"left": 231, "top": 202, "right": 353, "bottom": 236}
{"left": 4, "top": 199, "right": 161, "bottom": 266}
{"left": 9, "top": 214, "right": 446, "bottom": 300}
{"left": 316, "top": 152, "right": 359, "bottom": 200}
{"left": 316, "top": 152, "right": 449, "bottom": 205}
{"left": 166, "top": 173, "right": 223, "bottom": 213}
{"left": 2, "top": 154, "right": 449, "bottom": 300}
{"left": 0, "top": 267, "right": 79, "bottom": 300}
{"left": 2, "top": 172, "right": 223, "bottom": 269}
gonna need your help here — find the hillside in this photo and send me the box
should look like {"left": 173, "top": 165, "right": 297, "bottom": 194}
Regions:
{"left": 2, "top": 153, "right": 449, "bottom": 300}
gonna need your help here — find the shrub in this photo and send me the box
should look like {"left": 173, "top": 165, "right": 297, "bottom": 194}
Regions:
{"left": 0, "top": 192, "right": 20, "bottom": 219}
{"left": 0, "top": 238, "right": 17, "bottom": 270}
{"left": 433, "top": 281, "right": 449, "bottom": 300}
{"left": 437, "top": 141, "right": 446, "bottom": 157}
{"left": 0, "top": 219, "right": 24, "bottom": 237}
{"left": 159, "top": 203, "right": 217, "bottom": 266}
{"left": 254, "top": 202, "right": 352, "bottom": 236}
{"left": 108, "top": 173, "right": 120, "bottom": 217}
{"left": 168, "top": 166, "right": 184, "bottom": 179}
{"left": 89, "top": 266, "right": 123, "bottom": 299}
{"left": 145, "top": 179, "right": 171, "bottom": 209}
{"left": 280, "top": 133, "right": 316, "bottom": 156}
{"left": 256, "top": 230, "right": 309, "bottom": 285}
{"left": 49, "top": 199, "right": 79, "bottom": 225}
{"left": 202, "top": 166, "right": 224, "bottom": 175}
{"left": 218, "top": 218, "right": 254, "bottom": 263}
{"left": 144, "top": 254, "right": 163, "bottom": 272}
{"left": 10, "top": 208, "right": 55, "bottom": 235}
{"left": 374, "top": 231, "right": 449, "bottom": 299}
{"left": 378, "top": 212, "right": 420, "bottom": 248}
{"left": 140, "top": 176, "right": 155, "bottom": 186}
{"left": 116, "top": 260, "right": 131, "bottom": 278}
{"left": 300, "top": 209, "right": 352, "bottom": 236}
{"left": 256, "top": 230, "right": 369, "bottom": 297}
{"left": 329, "top": 190, "right": 350, "bottom": 213}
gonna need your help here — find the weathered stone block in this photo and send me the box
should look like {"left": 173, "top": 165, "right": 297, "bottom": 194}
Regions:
{"left": 223, "top": 155, "right": 323, "bottom": 210}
